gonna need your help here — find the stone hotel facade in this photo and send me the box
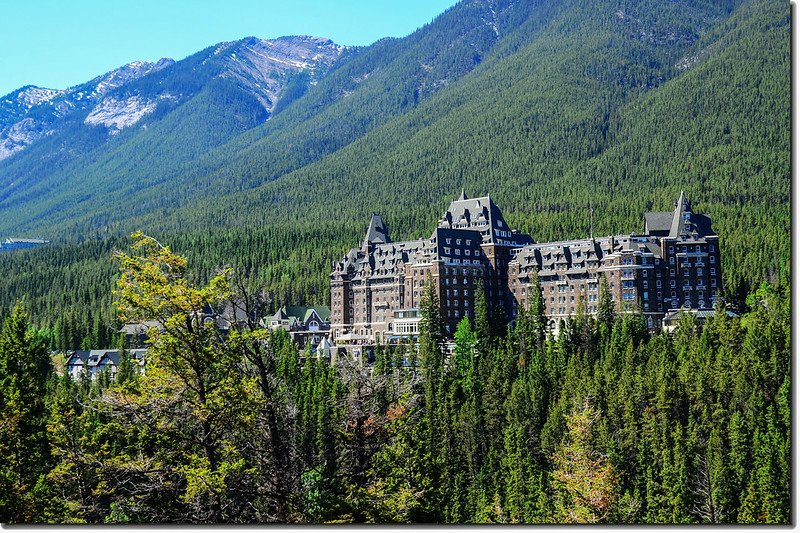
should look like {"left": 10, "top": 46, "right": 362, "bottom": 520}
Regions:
{"left": 331, "top": 191, "right": 722, "bottom": 341}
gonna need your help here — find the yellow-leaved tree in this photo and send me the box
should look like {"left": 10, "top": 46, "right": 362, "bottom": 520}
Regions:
{"left": 110, "top": 231, "right": 263, "bottom": 522}
{"left": 551, "top": 397, "right": 617, "bottom": 523}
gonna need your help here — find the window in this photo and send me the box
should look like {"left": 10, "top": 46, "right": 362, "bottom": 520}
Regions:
{"left": 446, "top": 238, "right": 451, "bottom": 244}
{"left": 710, "top": 268, "right": 716, "bottom": 275}
{"left": 683, "top": 269, "right": 689, "bottom": 276}
{"left": 697, "top": 268, "right": 703, "bottom": 276}
{"left": 656, "top": 280, "right": 661, "bottom": 288}
{"left": 670, "top": 280, "right": 676, "bottom": 288}
{"left": 455, "top": 249, "right": 460, "bottom": 255}
{"left": 711, "top": 279, "right": 717, "bottom": 287}
{"left": 670, "top": 269, "right": 675, "bottom": 276}
{"left": 670, "top": 257, "right": 675, "bottom": 264}
{"left": 710, "top": 255, "right": 715, "bottom": 263}
{"left": 643, "top": 280, "right": 648, "bottom": 288}
{"left": 669, "top": 246, "right": 674, "bottom": 253}
{"left": 456, "top": 239, "right": 461, "bottom": 245}
{"left": 444, "top": 247, "right": 451, "bottom": 255}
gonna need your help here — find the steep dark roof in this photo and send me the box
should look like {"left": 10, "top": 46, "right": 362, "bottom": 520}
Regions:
{"left": 644, "top": 212, "right": 673, "bottom": 236}
{"left": 438, "top": 195, "right": 532, "bottom": 246}
{"left": 364, "top": 214, "right": 391, "bottom": 245}
{"left": 644, "top": 192, "right": 715, "bottom": 239}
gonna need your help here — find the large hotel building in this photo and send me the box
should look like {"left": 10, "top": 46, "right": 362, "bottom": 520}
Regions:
{"left": 330, "top": 191, "right": 722, "bottom": 342}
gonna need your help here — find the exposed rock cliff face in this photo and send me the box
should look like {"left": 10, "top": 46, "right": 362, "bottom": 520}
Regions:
{"left": 213, "top": 36, "right": 346, "bottom": 112}
{"left": 84, "top": 95, "right": 159, "bottom": 132}
{"left": 0, "top": 59, "right": 174, "bottom": 160}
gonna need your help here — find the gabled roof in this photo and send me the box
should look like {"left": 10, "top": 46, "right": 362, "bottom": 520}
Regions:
{"left": 644, "top": 212, "right": 673, "bottom": 236}
{"left": 66, "top": 349, "right": 147, "bottom": 369}
{"left": 282, "top": 306, "right": 332, "bottom": 324}
{"left": 644, "top": 192, "right": 715, "bottom": 239}
{"left": 437, "top": 193, "right": 532, "bottom": 246}
{"left": 270, "top": 307, "right": 289, "bottom": 321}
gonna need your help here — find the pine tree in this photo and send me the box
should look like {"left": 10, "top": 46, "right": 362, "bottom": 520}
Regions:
{"left": 0, "top": 302, "right": 51, "bottom": 523}
{"left": 596, "top": 275, "right": 614, "bottom": 338}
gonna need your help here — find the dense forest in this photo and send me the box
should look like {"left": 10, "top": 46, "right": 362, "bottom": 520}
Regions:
{"left": 0, "top": 0, "right": 789, "bottom": 340}
{"left": 0, "top": 234, "right": 789, "bottom": 524}
{"left": 0, "top": 0, "right": 790, "bottom": 523}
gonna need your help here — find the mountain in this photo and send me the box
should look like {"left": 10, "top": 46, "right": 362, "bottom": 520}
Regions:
{"left": 0, "top": 35, "right": 344, "bottom": 200}
{"left": 0, "top": 59, "right": 175, "bottom": 160}
{"left": 0, "top": 0, "right": 788, "bottom": 325}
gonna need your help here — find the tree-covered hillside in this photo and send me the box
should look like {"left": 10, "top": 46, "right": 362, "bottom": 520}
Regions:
{"left": 0, "top": 0, "right": 789, "bottom": 334}
{"left": 0, "top": 238, "right": 790, "bottom": 523}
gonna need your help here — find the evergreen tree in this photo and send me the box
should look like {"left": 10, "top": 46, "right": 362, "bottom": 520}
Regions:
{"left": 0, "top": 303, "right": 51, "bottom": 523}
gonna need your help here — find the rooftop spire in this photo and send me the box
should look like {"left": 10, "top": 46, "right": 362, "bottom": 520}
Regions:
{"left": 669, "top": 191, "right": 692, "bottom": 238}
{"left": 363, "top": 213, "right": 391, "bottom": 246}
{"left": 458, "top": 188, "right": 467, "bottom": 201}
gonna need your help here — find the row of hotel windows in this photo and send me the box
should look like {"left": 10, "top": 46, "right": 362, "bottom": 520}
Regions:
{"left": 443, "top": 247, "right": 478, "bottom": 256}
{"left": 669, "top": 256, "right": 716, "bottom": 265}
{"left": 446, "top": 289, "right": 471, "bottom": 297}
{"left": 668, "top": 244, "right": 715, "bottom": 253}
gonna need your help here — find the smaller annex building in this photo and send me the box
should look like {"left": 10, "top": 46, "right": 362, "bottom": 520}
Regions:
{"left": 264, "top": 305, "right": 331, "bottom": 349}
{"left": 66, "top": 349, "right": 147, "bottom": 381}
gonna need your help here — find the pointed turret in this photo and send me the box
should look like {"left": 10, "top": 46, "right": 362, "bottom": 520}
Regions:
{"left": 457, "top": 188, "right": 467, "bottom": 201}
{"left": 363, "top": 213, "right": 391, "bottom": 247}
{"left": 669, "top": 191, "right": 692, "bottom": 238}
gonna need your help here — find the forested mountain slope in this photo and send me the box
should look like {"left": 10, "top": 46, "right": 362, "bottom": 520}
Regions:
{"left": 0, "top": 35, "right": 345, "bottom": 229}
{"left": 0, "top": 0, "right": 788, "bottom": 333}
{"left": 0, "top": 0, "right": 525, "bottom": 238}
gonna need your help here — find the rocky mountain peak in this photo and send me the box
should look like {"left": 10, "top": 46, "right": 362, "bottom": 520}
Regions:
{"left": 91, "top": 58, "right": 175, "bottom": 95}
{"left": 215, "top": 35, "right": 347, "bottom": 113}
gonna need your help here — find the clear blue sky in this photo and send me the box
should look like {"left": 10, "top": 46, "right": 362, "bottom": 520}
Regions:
{"left": 0, "top": 0, "right": 459, "bottom": 96}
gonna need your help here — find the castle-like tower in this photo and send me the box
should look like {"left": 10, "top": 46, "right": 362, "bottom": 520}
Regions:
{"left": 330, "top": 192, "right": 532, "bottom": 343}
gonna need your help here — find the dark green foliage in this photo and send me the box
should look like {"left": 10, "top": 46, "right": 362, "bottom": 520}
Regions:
{"left": 0, "top": 234, "right": 790, "bottom": 524}
{"left": 0, "top": 0, "right": 788, "bottom": 336}
{"left": 0, "top": 0, "right": 789, "bottom": 524}
{"left": 0, "top": 303, "right": 51, "bottom": 523}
